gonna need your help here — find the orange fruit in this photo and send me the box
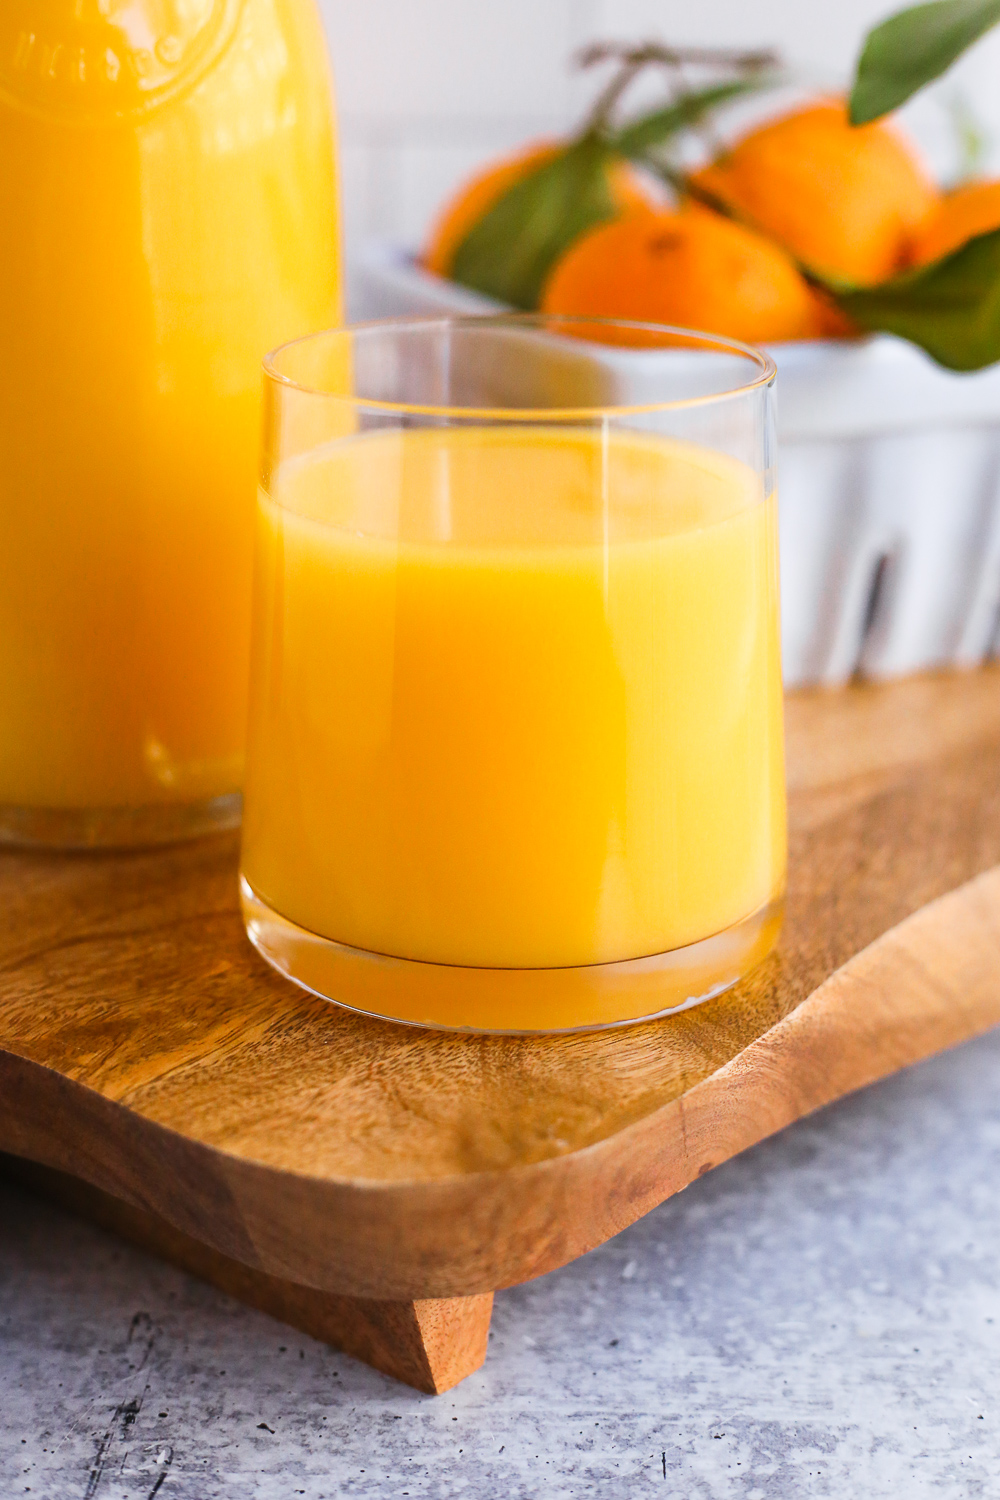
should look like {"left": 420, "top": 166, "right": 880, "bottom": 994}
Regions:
{"left": 540, "top": 205, "right": 842, "bottom": 345}
{"left": 910, "top": 179, "right": 1000, "bottom": 266}
{"left": 423, "top": 140, "right": 653, "bottom": 280}
{"left": 691, "top": 100, "right": 939, "bottom": 286}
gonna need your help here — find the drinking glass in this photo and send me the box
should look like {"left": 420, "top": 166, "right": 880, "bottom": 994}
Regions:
{"left": 241, "top": 315, "right": 785, "bottom": 1032}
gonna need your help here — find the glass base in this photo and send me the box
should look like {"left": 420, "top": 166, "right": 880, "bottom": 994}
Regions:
{"left": 240, "top": 876, "right": 784, "bottom": 1034}
{"left": 0, "top": 792, "right": 242, "bottom": 850}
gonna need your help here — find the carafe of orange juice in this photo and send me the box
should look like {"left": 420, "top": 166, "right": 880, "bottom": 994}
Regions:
{"left": 0, "top": 0, "right": 341, "bottom": 846}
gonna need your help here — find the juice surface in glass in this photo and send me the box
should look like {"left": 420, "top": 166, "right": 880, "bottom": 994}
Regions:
{"left": 242, "top": 425, "right": 786, "bottom": 1004}
{"left": 0, "top": 0, "right": 341, "bottom": 831}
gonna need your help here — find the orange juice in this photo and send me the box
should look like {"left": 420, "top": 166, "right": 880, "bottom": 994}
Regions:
{"left": 0, "top": 0, "right": 341, "bottom": 826}
{"left": 242, "top": 426, "right": 786, "bottom": 988}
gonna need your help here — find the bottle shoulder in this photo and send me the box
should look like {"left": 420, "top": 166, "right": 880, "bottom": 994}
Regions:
{"left": 0, "top": 0, "right": 246, "bottom": 126}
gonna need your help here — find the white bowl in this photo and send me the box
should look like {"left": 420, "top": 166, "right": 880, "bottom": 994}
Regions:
{"left": 351, "top": 240, "right": 1000, "bottom": 687}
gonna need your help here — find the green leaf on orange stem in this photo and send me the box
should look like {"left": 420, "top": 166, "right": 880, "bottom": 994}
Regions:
{"left": 614, "top": 77, "right": 775, "bottom": 158}
{"left": 849, "top": 0, "right": 1000, "bottom": 125}
{"left": 448, "top": 78, "right": 776, "bottom": 311}
{"left": 833, "top": 226, "right": 1000, "bottom": 369}
{"left": 449, "top": 136, "right": 616, "bottom": 310}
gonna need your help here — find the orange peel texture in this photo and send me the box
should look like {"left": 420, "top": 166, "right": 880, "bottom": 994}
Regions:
{"left": 910, "top": 179, "right": 1000, "bottom": 266}
{"left": 692, "top": 100, "right": 939, "bottom": 286}
{"left": 540, "top": 205, "right": 841, "bottom": 345}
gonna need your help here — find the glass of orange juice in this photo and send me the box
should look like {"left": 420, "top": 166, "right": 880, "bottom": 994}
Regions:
{"left": 241, "top": 315, "right": 785, "bottom": 1032}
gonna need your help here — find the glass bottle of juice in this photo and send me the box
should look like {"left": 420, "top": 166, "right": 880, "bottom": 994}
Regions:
{"left": 0, "top": 0, "right": 342, "bottom": 845}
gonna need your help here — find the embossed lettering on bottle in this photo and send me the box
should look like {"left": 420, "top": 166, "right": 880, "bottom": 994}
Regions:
{"left": 0, "top": 0, "right": 242, "bottom": 123}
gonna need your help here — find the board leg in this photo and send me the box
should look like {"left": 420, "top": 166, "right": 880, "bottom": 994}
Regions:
{"left": 0, "top": 1153, "right": 492, "bottom": 1394}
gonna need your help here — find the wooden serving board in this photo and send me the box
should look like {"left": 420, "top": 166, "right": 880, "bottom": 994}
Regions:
{"left": 4, "top": 669, "right": 1000, "bottom": 1393}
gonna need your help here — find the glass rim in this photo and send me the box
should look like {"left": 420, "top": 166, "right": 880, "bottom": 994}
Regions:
{"left": 262, "top": 313, "right": 777, "bottom": 420}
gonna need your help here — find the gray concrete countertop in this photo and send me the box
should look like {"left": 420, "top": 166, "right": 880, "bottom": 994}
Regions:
{"left": 3, "top": 1028, "right": 1000, "bottom": 1499}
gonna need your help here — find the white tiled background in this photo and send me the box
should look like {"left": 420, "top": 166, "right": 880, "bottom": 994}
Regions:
{"left": 317, "top": 0, "right": 1000, "bottom": 260}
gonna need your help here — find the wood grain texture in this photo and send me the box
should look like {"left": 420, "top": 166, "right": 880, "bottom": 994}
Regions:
{"left": 0, "top": 1154, "right": 492, "bottom": 1394}
{"left": 2, "top": 669, "right": 1000, "bottom": 1303}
